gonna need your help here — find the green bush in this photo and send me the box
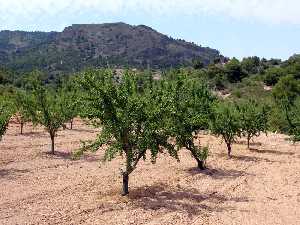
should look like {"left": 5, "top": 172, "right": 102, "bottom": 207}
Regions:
{"left": 272, "top": 75, "right": 300, "bottom": 139}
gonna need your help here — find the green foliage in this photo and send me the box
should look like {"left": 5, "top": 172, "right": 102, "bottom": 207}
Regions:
{"left": 12, "top": 90, "right": 34, "bottom": 134}
{"left": 24, "top": 71, "right": 69, "bottom": 154}
{"left": 267, "top": 104, "right": 289, "bottom": 133}
{"left": 263, "top": 67, "right": 285, "bottom": 86}
{"left": 0, "top": 96, "right": 12, "bottom": 141}
{"left": 241, "top": 56, "right": 260, "bottom": 74}
{"left": 206, "top": 64, "right": 227, "bottom": 90}
{"left": 273, "top": 75, "right": 300, "bottom": 105}
{"left": 229, "top": 78, "right": 271, "bottom": 101}
{"left": 224, "top": 58, "right": 246, "bottom": 83}
{"left": 77, "top": 69, "right": 178, "bottom": 195}
{"left": 57, "top": 78, "right": 80, "bottom": 129}
{"left": 192, "top": 58, "right": 204, "bottom": 70}
{"left": 161, "top": 71, "right": 215, "bottom": 169}
{"left": 210, "top": 101, "right": 241, "bottom": 157}
{"left": 0, "top": 68, "right": 15, "bottom": 85}
{"left": 289, "top": 98, "right": 300, "bottom": 141}
{"left": 232, "top": 89, "right": 242, "bottom": 98}
{"left": 272, "top": 75, "right": 300, "bottom": 139}
{"left": 236, "top": 99, "right": 269, "bottom": 148}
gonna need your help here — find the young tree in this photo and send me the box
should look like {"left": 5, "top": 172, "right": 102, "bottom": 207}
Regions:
{"left": 12, "top": 90, "right": 33, "bottom": 134}
{"left": 77, "top": 69, "right": 178, "bottom": 195}
{"left": 59, "top": 81, "right": 80, "bottom": 130}
{"left": 162, "top": 72, "right": 215, "bottom": 169}
{"left": 0, "top": 97, "right": 12, "bottom": 141}
{"left": 210, "top": 101, "right": 241, "bottom": 157}
{"left": 25, "top": 71, "right": 68, "bottom": 154}
{"left": 237, "top": 99, "right": 269, "bottom": 149}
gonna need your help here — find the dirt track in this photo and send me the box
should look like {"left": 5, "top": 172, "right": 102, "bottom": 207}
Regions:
{"left": 0, "top": 119, "right": 299, "bottom": 225}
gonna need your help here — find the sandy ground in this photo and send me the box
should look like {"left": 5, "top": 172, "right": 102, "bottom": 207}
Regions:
{"left": 0, "top": 119, "right": 299, "bottom": 225}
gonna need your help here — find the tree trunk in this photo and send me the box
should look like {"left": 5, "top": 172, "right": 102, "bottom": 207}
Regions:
{"left": 191, "top": 149, "right": 205, "bottom": 170}
{"left": 122, "top": 172, "right": 129, "bottom": 196}
{"left": 50, "top": 133, "right": 55, "bottom": 155}
{"left": 20, "top": 122, "right": 24, "bottom": 135}
{"left": 70, "top": 119, "right": 73, "bottom": 130}
{"left": 196, "top": 159, "right": 205, "bottom": 170}
{"left": 187, "top": 140, "right": 205, "bottom": 170}
{"left": 247, "top": 135, "right": 251, "bottom": 149}
{"left": 226, "top": 142, "right": 232, "bottom": 158}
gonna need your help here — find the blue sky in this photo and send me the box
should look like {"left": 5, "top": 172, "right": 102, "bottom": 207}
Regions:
{"left": 0, "top": 0, "right": 299, "bottom": 60}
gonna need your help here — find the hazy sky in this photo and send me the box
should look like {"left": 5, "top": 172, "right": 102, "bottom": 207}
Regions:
{"left": 1, "top": 0, "right": 299, "bottom": 60}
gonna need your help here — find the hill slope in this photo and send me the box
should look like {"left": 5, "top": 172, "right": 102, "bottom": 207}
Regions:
{"left": 0, "top": 23, "right": 222, "bottom": 74}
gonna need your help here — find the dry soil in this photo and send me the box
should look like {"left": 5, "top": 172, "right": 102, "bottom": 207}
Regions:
{"left": 0, "top": 119, "right": 299, "bottom": 225}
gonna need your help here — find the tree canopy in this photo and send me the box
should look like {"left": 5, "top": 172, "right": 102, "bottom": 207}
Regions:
{"left": 77, "top": 69, "right": 178, "bottom": 195}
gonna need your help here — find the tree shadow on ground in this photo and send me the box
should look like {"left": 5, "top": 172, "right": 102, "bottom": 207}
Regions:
{"left": 43, "top": 151, "right": 99, "bottom": 162}
{"left": 249, "top": 148, "right": 295, "bottom": 156}
{"left": 19, "top": 131, "right": 48, "bottom": 137}
{"left": 128, "top": 184, "right": 249, "bottom": 217}
{"left": 185, "top": 167, "right": 250, "bottom": 180}
{"left": 216, "top": 153, "right": 280, "bottom": 163}
{"left": 68, "top": 128, "right": 97, "bottom": 134}
{"left": 0, "top": 168, "right": 30, "bottom": 180}
{"left": 231, "top": 155, "right": 279, "bottom": 163}
{"left": 234, "top": 140, "right": 262, "bottom": 146}
{"left": 45, "top": 151, "right": 72, "bottom": 159}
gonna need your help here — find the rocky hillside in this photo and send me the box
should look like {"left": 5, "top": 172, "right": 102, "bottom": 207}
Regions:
{"left": 0, "top": 23, "right": 222, "bottom": 74}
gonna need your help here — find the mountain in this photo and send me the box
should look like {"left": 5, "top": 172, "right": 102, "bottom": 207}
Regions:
{"left": 0, "top": 22, "right": 223, "bottom": 74}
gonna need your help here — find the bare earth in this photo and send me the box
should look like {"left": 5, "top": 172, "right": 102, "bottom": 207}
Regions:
{"left": 0, "top": 119, "right": 299, "bottom": 225}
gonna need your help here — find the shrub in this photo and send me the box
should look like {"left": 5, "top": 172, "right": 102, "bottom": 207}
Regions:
{"left": 263, "top": 67, "right": 284, "bottom": 86}
{"left": 273, "top": 75, "right": 300, "bottom": 140}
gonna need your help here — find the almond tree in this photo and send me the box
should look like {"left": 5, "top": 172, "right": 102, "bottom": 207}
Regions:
{"left": 77, "top": 69, "right": 178, "bottom": 195}
{"left": 237, "top": 99, "right": 269, "bottom": 149}
{"left": 12, "top": 90, "right": 34, "bottom": 134}
{"left": 161, "top": 72, "right": 215, "bottom": 169}
{"left": 25, "top": 71, "right": 68, "bottom": 154}
{"left": 59, "top": 81, "right": 80, "bottom": 130}
{"left": 210, "top": 101, "right": 241, "bottom": 157}
{"left": 0, "top": 97, "right": 12, "bottom": 141}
